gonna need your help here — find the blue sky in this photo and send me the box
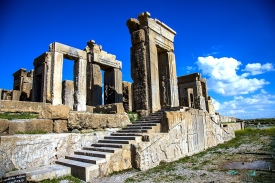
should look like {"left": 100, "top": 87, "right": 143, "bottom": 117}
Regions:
{"left": 0, "top": 0, "right": 274, "bottom": 119}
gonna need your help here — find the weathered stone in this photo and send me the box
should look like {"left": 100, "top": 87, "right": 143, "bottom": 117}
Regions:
{"left": 0, "top": 100, "right": 49, "bottom": 113}
{"left": 122, "top": 82, "right": 132, "bottom": 112}
{"left": 127, "top": 12, "right": 178, "bottom": 114}
{"left": 87, "top": 64, "right": 102, "bottom": 106}
{"left": 86, "top": 106, "right": 94, "bottom": 113}
{"left": 104, "top": 68, "right": 122, "bottom": 104}
{"left": 12, "top": 90, "right": 21, "bottom": 101}
{"left": 0, "top": 119, "right": 9, "bottom": 134}
{"left": 62, "top": 80, "right": 74, "bottom": 109}
{"left": 94, "top": 103, "right": 125, "bottom": 114}
{"left": 9, "top": 119, "right": 53, "bottom": 135}
{"left": 53, "top": 120, "right": 68, "bottom": 133}
{"left": 68, "top": 112, "right": 130, "bottom": 130}
{"left": 132, "top": 109, "right": 236, "bottom": 171}
{"left": 0, "top": 132, "right": 108, "bottom": 174}
{"left": 39, "top": 105, "right": 71, "bottom": 119}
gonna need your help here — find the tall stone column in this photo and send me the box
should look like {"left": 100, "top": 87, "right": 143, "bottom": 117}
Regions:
{"left": 74, "top": 58, "right": 87, "bottom": 111}
{"left": 51, "top": 52, "right": 63, "bottom": 105}
{"left": 87, "top": 63, "right": 102, "bottom": 106}
{"left": 167, "top": 52, "right": 179, "bottom": 107}
{"left": 104, "top": 68, "right": 122, "bottom": 104}
{"left": 146, "top": 38, "right": 161, "bottom": 112}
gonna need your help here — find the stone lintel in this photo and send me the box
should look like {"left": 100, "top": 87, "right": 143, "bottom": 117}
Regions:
{"left": 13, "top": 68, "right": 27, "bottom": 78}
{"left": 178, "top": 73, "right": 201, "bottom": 84}
{"left": 92, "top": 53, "right": 122, "bottom": 70}
{"left": 49, "top": 42, "right": 87, "bottom": 60}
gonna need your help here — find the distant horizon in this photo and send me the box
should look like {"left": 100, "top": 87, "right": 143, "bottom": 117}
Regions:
{"left": 0, "top": 0, "right": 274, "bottom": 119}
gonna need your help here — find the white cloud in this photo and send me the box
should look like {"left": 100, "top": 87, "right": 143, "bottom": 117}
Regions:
{"left": 243, "top": 63, "right": 275, "bottom": 75}
{"left": 214, "top": 92, "right": 275, "bottom": 119}
{"left": 196, "top": 56, "right": 270, "bottom": 96}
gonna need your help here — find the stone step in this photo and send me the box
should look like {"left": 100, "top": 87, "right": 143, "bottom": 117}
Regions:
{"left": 98, "top": 139, "right": 131, "bottom": 144}
{"left": 104, "top": 136, "right": 141, "bottom": 141}
{"left": 65, "top": 154, "right": 106, "bottom": 164}
{"left": 135, "top": 120, "right": 160, "bottom": 123}
{"left": 83, "top": 146, "right": 121, "bottom": 153}
{"left": 117, "top": 129, "right": 148, "bottom": 133}
{"left": 128, "top": 123, "right": 157, "bottom": 126}
{"left": 56, "top": 159, "right": 99, "bottom": 181}
{"left": 4, "top": 165, "right": 70, "bottom": 182}
{"left": 75, "top": 150, "right": 112, "bottom": 159}
{"left": 122, "top": 126, "right": 152, "bottom": 130}
{"left": 92, "top": 143, "right": 125, "bottom": 148}
{"left": 111, "top": 132, "right": 143, "bottom": 136}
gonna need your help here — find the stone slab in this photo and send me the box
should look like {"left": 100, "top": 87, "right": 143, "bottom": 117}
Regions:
{"left": 0, "top": 119, "right": 9, "bottom": 134}
{"left": 5, "top": 165, "right": 71, "bottom": 182}
{"left": 9, "top": 119, "right": 53, "bottom": 135}
{"left": 39, "top": 105, "right": 71, "bottom": 119}
{"left": 53, "top": 120, "right": 68, "bottom": 133}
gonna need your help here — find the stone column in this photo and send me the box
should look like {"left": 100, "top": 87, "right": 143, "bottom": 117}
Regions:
{"left": 74, "top": 58, "right": 87, "bottom": 111}
{"left": 147, "top": 37, "right": 161, "bottom": 112}
{"left": 87, "top": 63, "right": 102, "bottom": 106}
{"left": 51, "top": 52, "right": 63, "bottom": 105}
{"left": 62, "top": 80, "right": 74, "bottom": 109}
{"left": 104, "top": 68, "right": 122, "bottom": 104}
{"left": 167, "top": 52, "right": 179, "bottom": 107}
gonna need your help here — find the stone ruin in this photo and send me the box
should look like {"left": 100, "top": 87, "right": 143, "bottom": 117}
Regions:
{"left": 0, "top": 12, "right": 241, "bottom": 182}
{"left": 127, "top": 12, "right": 179, "bottom": 116}
{"left": 31, "top": 41, "right": 122, "bottom": 111}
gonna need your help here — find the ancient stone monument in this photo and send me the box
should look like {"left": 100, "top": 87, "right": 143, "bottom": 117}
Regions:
{"left": 178, "top": 73, "right": 209, "bottom": 112}
{"left": 32, "top": 41, "right": 122, "bottom": 111}
{"left": 127, "top": 12, "right": 179, "bottom": 115}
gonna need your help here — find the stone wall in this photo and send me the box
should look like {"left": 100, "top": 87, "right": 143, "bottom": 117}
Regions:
{"left": 132, "top": 109, "right": 240, "bottom": 171}
{"left": 0, "top": 132, "right": 110, "bottom": 177}
{"left": 0, "top": 100, "right": 50, "bottom": 113}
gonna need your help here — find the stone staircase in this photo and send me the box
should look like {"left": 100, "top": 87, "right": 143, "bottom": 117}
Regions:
{"left": 56, "top": 110, "right": 164, "bottom": 181}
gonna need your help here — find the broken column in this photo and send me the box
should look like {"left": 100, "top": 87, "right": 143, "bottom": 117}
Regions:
{"left": 122, "top": 81, "right": 133, "bottom": 112}
{"left": 62, "top": 80, "right": 74, "bottom": 109}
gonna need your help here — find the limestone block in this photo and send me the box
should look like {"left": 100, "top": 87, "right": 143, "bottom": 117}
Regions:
{"left": 39, "top": 105, "right": 71, "bottom": 119}
{"left": 12, "top": 90, "right": 21, "bottom": 101}
{"left": 68, "top": 112, "right": 130, "bottom": 130}
{"left": 62, "top": 80, "right": 74, "bottom": 109}
{"left": 0, "top": 119, "right": 9, "bottom": 134}
{"left": 122, "top": 82, "right": 132, "bottom": 112}
{"left": 9, "top": 119, "right": 53, "bottom": 135}
{"left": 94, "top": 103, "right": 125, "bottom": 114}
{"left": 53, "top": 120, "right": 68, "bottom": 133}
{"left": 0, "top": 132, "right": 108, "bottom": 174}
{"left": 86, "top": 106, "right": 94, "bottom": 113}
{"left": 0, "top": 100, "right": 49, "bottom": 113}
{"left": 131, "top": 29, "right": 145, "bottom": 45}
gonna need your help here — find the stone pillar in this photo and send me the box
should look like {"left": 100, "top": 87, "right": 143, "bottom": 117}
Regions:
{"left": 62, "top": 80, "right": 74, "bottom": 109}
{"left": 104, "top": 68, "right": 122, "bottom": 104}
{"left": 52, "top": 52, "right": 63, "bottom": 105}
{"left": 167, "top": 52, "right": 179, "bottom": 107}
{"left": 87, "top": 63, "right": 102, "bottom": 106}
{"left": 74, "top": 58, "right": 87, "bottom": 111}
{"left": 0, "top": 89, "right": 2, "bottom": 100}
{"left": 147, "top": 40, "right": 161, "bottom": 112}
{"left": 122, "top": 82, "right": 133, "bottom": 112}
{"left": 130, "top": 30, "right": 149, "bottom": 114}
